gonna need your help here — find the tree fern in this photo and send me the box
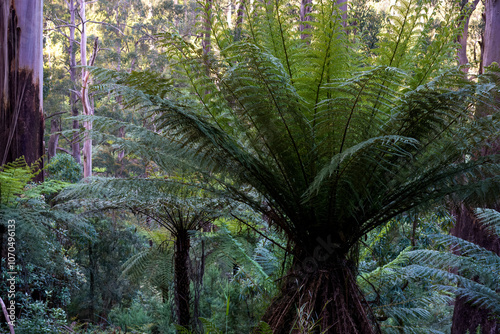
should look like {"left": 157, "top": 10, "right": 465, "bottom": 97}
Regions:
{"left": 81, "top": 0, "right": 500, "bottom": 331}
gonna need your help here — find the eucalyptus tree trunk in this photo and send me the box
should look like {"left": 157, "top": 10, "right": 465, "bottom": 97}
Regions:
{"left": 451, "top": 2, "right": 500, "bottom": 333}
{"left": 80, "top": 0, "right": 91, "bottom": 178}
{"left": 174, "top": 229, "right": 191, "bottom": 330}
{"left": 0, "top": 0, "right": 44, "bottom": 181}
{"left": 79, "top": 0, "right": 99, "bottom": 179}
{"left": 337, "top": 0, "right": 348, "bottom": 28}
{"left": 451, "top": 207, "right": 500, "bottom": 334}
{"left": 69, "top": 0, "right": 81, "bottom": 164}
{"left": 457, "top": 0, "right": 480, "bottom": 71}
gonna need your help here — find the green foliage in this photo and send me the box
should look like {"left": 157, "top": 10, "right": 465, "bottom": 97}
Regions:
{"left": 41, "top": 0, "right": 500, "bottom": 332}
{"left": 121, "top": 228, "right": 174, "bottom": 300}
{"left": 47, "top": 153, "right": 83, "bottom": 183}
{"left": 108, "top": 298, "right": 154, "bottom": 332}
{"left": 0, "top": 157, "right": 40, "bottom": 205}
{"left": 16, "top": 300, "right": 68, "bottom": 334}
{"left": 82, "top": 0, "right": 500, "bottom": 331}
{"left": 66, "top": 217, "right": 143, "bottom": 323}
{"left": 359, "top": 208, "right": 500, "bottom": 333}
{"left": 349, "top": 0, "right": 386, "bottom": 54}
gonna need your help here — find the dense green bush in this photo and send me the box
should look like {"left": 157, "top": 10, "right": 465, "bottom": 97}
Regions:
{"left": 47, "top": 153, "right": 82, "bottom": 183}
{"left": 16, "top": 300, "right": 67, "bottom": 334}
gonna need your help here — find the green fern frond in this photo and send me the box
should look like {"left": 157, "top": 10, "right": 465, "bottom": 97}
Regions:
{"left": 0, "top": 157, "right": 39, "bottom": 205}
{"left": 375, "top": 0, "right": 428, "bottom": 69}
{"left": 200, "top": 317, "right": 223, "bottom": 334}
{"left": 475, "top": 208, "right": 500, "bottom": 237}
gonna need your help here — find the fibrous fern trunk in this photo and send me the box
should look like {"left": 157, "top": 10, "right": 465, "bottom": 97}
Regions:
{"left": 263, "top": 250, "right": 378, "bottom": 334}
{"left": 174, "top": 229, "right": 191, "bottom": 330}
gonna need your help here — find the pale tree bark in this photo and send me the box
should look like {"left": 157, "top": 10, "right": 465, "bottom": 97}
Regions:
{"left": 227, "top": 0, "right": 233, "bottom": 28}
{"left": 69, "top": 0, "right": 81, "bottom": 164}
{"left": 457, "top": 0, "right": 480, "bottom": 71}
{"left": 79, "top": 0, "right": 99, "bottom": 179}
{"left": 0, "top": 0, "right": 44, "bottom": 181}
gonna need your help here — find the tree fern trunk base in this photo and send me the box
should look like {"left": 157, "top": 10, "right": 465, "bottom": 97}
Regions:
{"left": 262, "top": 255, "right": 379, "bottom": 334}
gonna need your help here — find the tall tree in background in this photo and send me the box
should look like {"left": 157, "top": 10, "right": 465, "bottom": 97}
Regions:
{"left": 69, "top": 0, "right": 81, "bottom": 164}
{"left": 483, "top": 0, "right": 500, "bottom": 69}
{"left": 0, "top": 0, "right": 44, "bottom": 180}
{"left": 79, "top": 0, "right": 99, "bottom": 179}
{"left": 451, "top": 0, "right": 500, "bottom": 332}
{"left": 457, "top": 0, "right": 480, "bottom": 70}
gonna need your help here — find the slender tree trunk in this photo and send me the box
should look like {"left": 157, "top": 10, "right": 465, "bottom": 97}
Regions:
{"left": 79, "top": 0, "right": 99, "bottom": 179}
{"left": 0, "top": 0, "right": 44, "bottom": 181}
{"left": 336, "top": 0, "right": 348, "bottom": 28}
{"left": 174, "top": 229, "right": 191, "bottom": 330}
{"left": 299, "top": 0, "right": 312, "bottom": 40}
{"left": 226, "top": 0, "right": 233, "bottom": 28}
{"left": 457, "top": 0, "right": 480, "bottom": 72}
{"left": 69, "top": 0, "right": 81, "bottom": 164}
{"left": 80, "top": 0, "right": 91, "bottom": 178}
{"left": 202, "top": 0, "right": 212, "bottom": 58}
{"left": 47, "top": 117, "right": 60, "bottom": 160}
{"left": 234, "top": 0, "right": 245, "bottom": 41}
{"left": 114, "top": 23, "right": 126, "bottom": 177}
{"left": 263, "top": 247, "right": 378, "bottom": 334}
{"left": 88, "top": 240, "right": 96, "bottom": 323}
{"left": 192, "top": 238, "right": 206, "bottom": 333}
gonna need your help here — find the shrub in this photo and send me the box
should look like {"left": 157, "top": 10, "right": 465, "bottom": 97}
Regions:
{"left": 47, "top": 153, "right": 82, "bottom": 183}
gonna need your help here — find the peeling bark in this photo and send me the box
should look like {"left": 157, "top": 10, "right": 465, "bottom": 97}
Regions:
{"left": 69, "top": 0, "right": 81, "bottom": 164}
{"left": 0, "top": 0, "right": 44, "bottom": 181}
{"left": 79, "top": 0, "right": 99, "bottom": 179}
